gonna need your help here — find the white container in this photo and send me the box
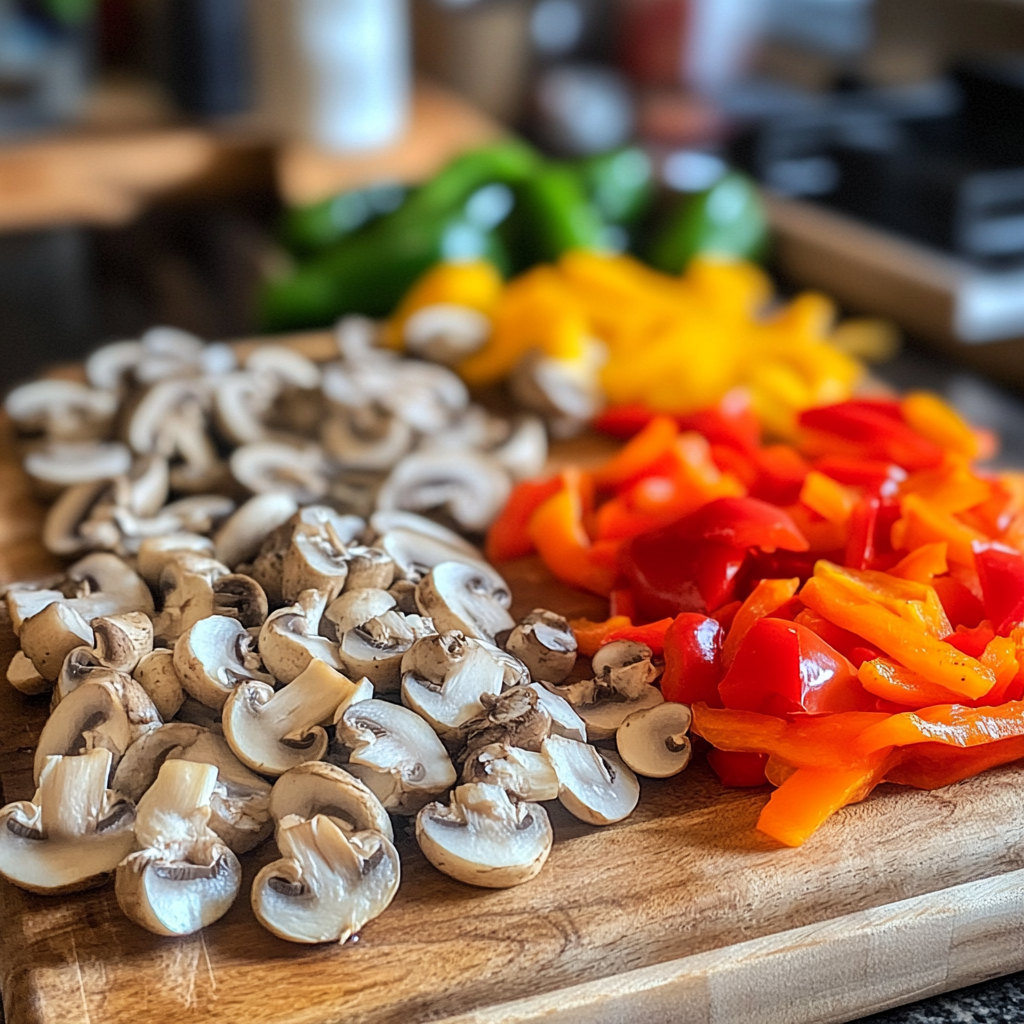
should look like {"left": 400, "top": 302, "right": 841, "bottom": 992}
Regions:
{"left": 251, "top": 0, "right": 410, "bottom": 152}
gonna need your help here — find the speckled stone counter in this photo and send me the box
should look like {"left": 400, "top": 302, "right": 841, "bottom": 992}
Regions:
{"left": 859, "top": 971, "right": 1024, "bottom": 1023}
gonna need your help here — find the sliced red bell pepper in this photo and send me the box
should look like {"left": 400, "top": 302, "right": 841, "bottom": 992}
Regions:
{"left": 886, "top": 736, "right": 1024, "bottom": 789}
{"left": 593, "top": 404, "right": 661, "bottom": 439}
{"left": 718, "top": 617, "right": 874, "bottom": 715}
{"left": 932, "top": 575, "right": 985, "bottom": 630}
{"left": 722, "top": 577, "right": 801, "bottom": 667}
{"left": 592, "top": 415, "right": 679, "bottom": 489}
{"left": 974, "top": 542, "right": 1024, "bottom": 636}
{"left": 707, "top": 750, "right": 768, "bottom": 787}
{"left": 814, "top": 456, "right": 906, "bottom": 492}
{"left": 666, "top": 496, "right": 809, "bottom": 554}
{"left": 675, "top": 390, "right": 761, "bottom": 455}
{"left": 486, "top": 475, "right": 562, "bottom": 563}
{"left": 943, "top": 621, "right": 996, "bottom": 658}
{"left": 660, "top": 613, "right": 724, "bottom": 705}
{"left": 792, "top": 609, "right": 881, "bottom": 665}
{"left": 750, "top": 445, "right": 811, "bottom": 507}
{"left": 711, "top": 599, "right": 743, "bottom": 633}
{"left": 845, "top": 494, "right": 901, "bottom": 571}
{"left": 602, "top": 617, "right": 675, "bottom": 655}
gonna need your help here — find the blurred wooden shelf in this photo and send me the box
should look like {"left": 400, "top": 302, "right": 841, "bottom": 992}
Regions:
{"left": 275, "top": 79, "right": 504, "bottom": 206}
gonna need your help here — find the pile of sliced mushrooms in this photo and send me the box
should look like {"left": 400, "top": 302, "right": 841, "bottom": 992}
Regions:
{"left": 0, "top": 331, "right": 694, "bottom": 946}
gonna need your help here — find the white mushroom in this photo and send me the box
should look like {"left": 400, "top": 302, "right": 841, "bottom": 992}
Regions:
{"left": 64, "top": 552, "right": 155, "bottom": 619}
{"left": 528, "top": 682, "right": 587, "bottom": 743}
{"left": 415, "top": 561, "right": 514, "bottom": 644}
{"left": 269, "top": 762, "right": 392, "bottom": 841}
{"left": 509, "top": 342, "right": 606, "bottom": 438}
{"left": 24, "top": 442, "right": 133, "bottom": 494}
{"left": 324, "top": 589, "right": 397, "bottom": 637}
{"left": 213, "top": 492, "right": 298, "bottom": 569}
{"left": 252, "top": 813, "right": 400, "bottom": 944}
{"left": 115, "top": 760, "right": 241, "bottom": 936}
{"left": 462, "top": 744, "right": 560, "bottom": 802}
{"left": 416, "top": 783, "right": 552, "bottom": 889}
{"left": 0, "top": 748, "right": 136, "bottom": 894}
{"left": 132, "top": 649, "right": 185, "bottom": 720}
{"left": 377, "top": 528, "right": 507, "bottom": 596}
{"left": 592, "top": 640, "right": 662, "bottom": 698}
{"left": 52, "top": 646, "right": 106, "bottom": 708}
{"left": 152, "top": 554, "right": 229, "bottom": 643}
{"left": 85, "top": 339, "right": 143, "bottom": 392}
{"left": 504, "top": 610, "right": 577, "bottom": 684}
{"left": 174, "top": 615, "right": 274, "bottom": 710}
{"left": 400, "top": 632, "right": 505, "bottom": 741}
{"left": 5, "top": 586, "right": 64, "bottom": 636}
{"left": 369, "top": 511, "right": 481, "bottom": 557}
{"left": 5, "top": 379, "right": 118, "bottom": 441}
{"left": 576, "top": 686, "right": 665, "bottom": 741}
{"left": 460, "top": 686, "right": 553, "bottom": 756}
{"left": 7, "top": 650, "right": 48, "bottom": 696}
{"left": 616, "top": 702, "right": 693, "bottom": 779}
{"left": 136, "top": 533, "right": 215, "bottom": 587}
{"left": 258, "top": 590, "right": 341, "bottom": 684}
{"left": 92, "top": 612, "right": 154, "bottom": 674}
{"left": 246, "top": 345, "right": 322, "bottom": 390}
{"left": 343, "top": 545, "right": 395, "bottom": 592}
{"left": 321, "top": 405, "right": 414, "bottom": 471}
{"left": 230, "top": 441, "right": 330, "bottom": 503}
{"left": 223, "top": 660, "right": 365, "bottom": 777}
{"left": 491, "top": 416, "right": 548, "bottom": 482}
{"left": 542, "top": 734, "right": 640, "bottom": 826}
{"left": 335, "top": 699, "right": 456, "bottom": 815}
{"left": 19, "top": 601, "right": 95, "bottom": 682}
{"left": 214, "top": 370, "right": 278, "bottom": 445}
{"left": 377, "top": 451, "right": 511, "bottom": 533}
{"left": 402, "top": 303, "right": 490, "bottom": 365}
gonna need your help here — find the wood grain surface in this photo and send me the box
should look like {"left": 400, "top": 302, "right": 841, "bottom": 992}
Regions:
{"left": 3, "top": 336, "right": 1024, "bottom": 1024}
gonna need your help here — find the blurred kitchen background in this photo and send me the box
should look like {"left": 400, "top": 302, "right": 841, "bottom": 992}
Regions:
{"left": 4, "top": 0, "right": 1024, "bottom": 387}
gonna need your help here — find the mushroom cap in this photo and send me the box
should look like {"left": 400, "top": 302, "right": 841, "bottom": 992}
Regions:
{"left": 577, "top": 685, "right": 665, "bottom": 741}
{"left": 65, "top": 552, "right": 155, "bottom": 618}
{"left": 214, "top": 370, "right": 277, "bottom": 445}
{"left": 19, "top": 601, "right": 95, "bottom": 681}
{"left": 25, "top": 442, "right": 133, "bottom": 489}
{"left": 230, "top": 441, "right": 330, "bottom": 503}
{"left": 252, "top": 815, "right": 400, "bottom": 944}
{"left": 324, "top": 589, "right": 396, "bottom": 636}
{"left": 336, "top": 699, "right": 456, "bottom": 815}
{"left": 491, "top": 416, "right": 548, "bottom": 482}
{"left": 616, "top": 702, "right": 693, "bottom": 779}
{"left": 416, "top": 783, "right": 552, "bottom": 889}
{"left": 269, "top": 762, "right": 393, "bottom": 841}
{"left": 461, "top": 686, "right": 552, "bottom": 756}
{"left": 528, "top": 683, "right": 587, "bottom": 743}
{"left": 85, "top": 339, "right": 143, "bottom": 392}
{"left": 246, "top": 345, "right": 322, "bottom": 389}
{"left": 415, "top": 561, "right": 515, "bottom": 644}
{"left": 369, "top": 511, "right": 480, "bottom": 558}
{"left": 258, "top": 592, "right": 342, "bottom": 684}
{"left": 462, "top": 744, "right": 560, "bottom": 802}
{"left": 136, "top": 533, "right": 216, "bottom": 587}
{"left": 321, "top": 406, "right": 413, "bottom": 471}
{"left": 174, "top": 615, "right": 273, "bottom": 710}
{"left": 592, "top": 639, "right": 662, "bottom": 698}
{"left": 92, "top": 611, "right": 154, "bottom": 673}
{"left": 337, "top": 609, "right": 434, "bottom": 694}
{"left": 542, "top": 735, "right": 640, "bottom": 826}
{"left": 377, "top": 451, "right": 511, "bottom": 533}
{"left": 505, "top": 610, "right": 577, "bottom": 685}
{"left": 132, "top": 648, "right": 185, "bottom": 720}
{"left": 5, "top": 379, "right": 118, "bottom": 440}
{"left": 402, "top": 303, "right": 490, "bottom": 365}
{"left": 213, "top": 492, "right": 299, "bottom": 569}
{"left": 42, "top": 481, "right": 115, "bottom": 556}
{"left": 7, "top": 650, "right": 49, "bottom": 696}
{"left": 5, "top": 587, "right": 64, "bottom": 636}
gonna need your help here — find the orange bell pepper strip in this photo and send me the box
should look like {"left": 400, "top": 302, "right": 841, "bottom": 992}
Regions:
{"left": 898, "top": 457, "right": 992, "bottom": 515}
{"left": 900, "top": 392, "right": 980, "bottom": 461}
{"left": 858, "top": 658, "right": 967, "bottom": 708}
{"left": 800, "top": 573, "right": 996, "bottom": 699}
{"left": 757, "top": 757, "right": 892, "bottom": 847}
{"left": 857, "top": 700, "right": 1024, "bottom": 755}
{"left": 799, "top": 470, "right": 856, "bottom": 526}
{"left": 722, "top": 577, "right": 801, "bottom": 668}
{"left": 889, "top": 542, "right": 948, "bottom": 584}
{"left": 891, "top": 493, "right": 988, "bottom": 567}
{"left": 529, "top": 470, "right": 618, "bottom": 596}
{"left": 691, "top": 704, "right": 890, "bottom": 770}
{"left": 570, "top": 616, "right": 633, "bottom": 657}
{"left": 486, "top": 475, "right": 563, "bottom": 563}
{"left": 885, "top": 736, "right": 1024, "bottom": 789}
{"left": 591, "top": 415, "right": 679, "bottom": 489}
{"left": 602, "top": 617, "right": 675, "bottom": 655}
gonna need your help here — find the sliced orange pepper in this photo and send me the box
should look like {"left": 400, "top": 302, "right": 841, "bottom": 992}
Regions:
{"left": 783, "top": 503, "right": 849, "bottom": 554}
{"left": 891, "top": 493, "right": 987, "bottom": 567}
{"left": 858, "top": 658, "right": 966, "bottom": 707}
{"left": 486, "top": 476, "right": 562, "bottom": 563}
{"left": 885, "top": 736, "right": 1024, "bottom": 789}
{"left": 899, "top": 456, "right": 992, "bottom": 515}
{"left": 889, "top": 542, "right": 948, "bottom": 584}
{"left": 857, "top": 700, "right": 1024, "bottom": 754}
{"left": 722, "top": 577, "right": 801, "bottom": 668}
{"left": 591, "top": 415, "right": 679, "bottom": 489}
{"left": 900, "top": 392, "right": 980, "bottom": 460}
{"left": 799, "top": 470, "right": 855, "bottom": 526}
{"left": 570, "top": 616, "right": 632, "bottom": 657}
{"left": 529, "top": 470, "right": 618, "bottom": 597}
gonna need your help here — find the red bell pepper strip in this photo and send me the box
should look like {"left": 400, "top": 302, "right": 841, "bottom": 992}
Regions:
{"left": 602, "top": 617, "right": 675, "bottom": 655}
{"left": 885, "top": 736, "right": 1024, "bottom": 789}
{"left": 591, "top": 416, "right": 679, "bottom": 489}
{"left": 675, "top": 390, "right": 761, "bottom": 455}
{"left": 722, "top": 577, "right": 801, "bottom": 668}
{"left": 814, "top": 456, "right": 906, "bottom": 492}
{"left": 593, "top": 404, "right": 662, "bottom": 439}
{"left": 707, "top": 750, "right": 768, "bottom": 787}
{"left": 660, "top": 613, "right": 724, "bottom": 705}
{"left": 974, "top": 542, "right": 1024, "bottom": 636}
{"left": 711, "top": 599, "right": 743, "bottom": 633}
{"left": 718, "top": 617, "right": 874, "bottom": 715}
{"left": 609, "top": 587, "right": 636, "bottom": 620}
{"left": 486, "top": 475, "right": 562, "bottom": 563}
{"left": 792, "top": 609, "right": 881, "bottom": 665}
{"left": 667, "top": 496, "right": 809, "bottom": 553}
{"left": 750, "top": 445, "right": 811, "bottom": 506}
{"left": 932, "top": 575, "right": 985, "bottom": 630}
{"left": 845, "top": 494, "right": 901, "bottom": 571}
{"left": 944, "top": 621, "right": 996, "bottom": 658}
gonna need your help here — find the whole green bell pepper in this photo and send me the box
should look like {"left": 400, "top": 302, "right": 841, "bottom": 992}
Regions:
{"left": 280, "top": 183, "right": 407, "bottom": 255}
{"left": 574, "top": 146, "right": 654, "bottom": 227}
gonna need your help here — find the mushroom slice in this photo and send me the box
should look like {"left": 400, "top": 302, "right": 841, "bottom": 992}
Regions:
{"left": 269, "top": 762, "right": 392, "bottom": 841}
{"left": 0, "top": 748, "right": 135, "bottom": 895}
{"left": 378, "top": 528, "right": 507, "bottom": 596}
{"left": 542, "top": 735, "right": 640, "bottom": 826}
{"left": 259, "top": 590, "right": 341, "bottom": 684}
{"left": 85, "top": 339, "right": 143, "bottom": 392}
{"left": 213, "top": 492, "right": 298, "bottom": 569}
{"left": 246, "top": 345, "right": 322, "bottom": 390}
{"left": 491, "top": 416, "right": 548, "bottom": 482}
{"left": 282, "top": 528, "right": 350, "bottom": 603}
{"left": 25, "top": 441, "right": 133, "bottom": 493}
{"left": 53, "top": 647, "right": 106, "bottom": 707}
{"left": 401, "top": 632, "right": 505, "bottom": 741}
{"left": 576, "top": 685, "right": 665, "bottom": 741}
{"left": 136, "top": 533, "right": 215, "bottom": 587}
{"left": 92, "top": 612, "right": 154, "bottom": 674}
{"left": 5, "top": 379, "right": 118, "bottom": 441}
{"left": 528, "top": 683, "right": 588, "bottom": 743}
{"left": 321, "top": 405, "right": 413, "bottom": 471}
{"left": 223, "top": 660, "right": 363, "bottom": 777}
{"left": 592, "top": 640, "right": 662, "bottom": 699}
{"left": 324, "top": 588, "right": 397, "bottom": 637}
{"left": 174, "top": 615, "right": 274, "bottom": 710}
{"left": 230, "top": 441, "right": 330, "bottom": 504}
{"left": 335, "top": 699, "right": 456, "bottom": 815}
{"left": 617, "top": 703, "right": 693, "bottom": 779}
{"left": 112, "top": 722, "right": 207, "bottom": 800}
{"left": 133, "top": 649, "right": 185, "bottom": 720}
{"left": 65, "top": 552, "right": 155, "bottom": 619}
{"left": 462, "top": 744, "right": 560, "bottom": 802}
{"left": 19, "top": 602, "right": 95, "bottom": 681}
{"left": 126, "top": 378, "right": 211, "bottom": 455}
{"left": 159, "top": 494, "right": 236, "bottom": 535}
{"left": 213, "top": 574, "right": 269, "bottom": 628}
{"left": 415, "top": 561, "right": 515, "bottom": 644}
{"left": 416, "top": 783, "right": 552, "bottom": 889}
{"left": 509, "top": 342, "right": 606, "bottom": 438}
{"left": 337, "top": 608, "right": 434, "bottom": 694}
{"left": 5, "top": 587, "right": 64, "bottom": 636}
{"left": 402, "top": 303, "right": 490, "bottom": 365}
{"left": 34, "top": 675, "right": 161, "bottom": 783}
{"left": 43, "top": 480, "right": 119, "bottom": 555}
{"left": 115, "top": 760, "right": 241, "bottom": 936}
{"left": 214, "top": 370, "right": 277, "bottom": 445}
{"left": 461, "top": 686, "right": 552, "bottom": 757}
{"left": 369, "top": 511, "right": 481, "bottom": 558}
{"left": 153, "top": 556, "right": 229, "bottom": 643}
{"left": 377, "top": 451, "right": 511, "bottom": 533}
{"left": 252, "top": 814, "right": 400, "bottom": 944}
{"left": 7, "top": 651, "right": 48, "bottom": 696}
{"left": 382, "top": 360, "right": 469, "bottom": 434}
{"left": 504, "top": 610, "right": 577, "bottom": 684}
{"left": 344, "top": 545, "right": 396, "bottom": 592}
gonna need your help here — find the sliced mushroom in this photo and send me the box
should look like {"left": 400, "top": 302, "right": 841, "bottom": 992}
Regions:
{"left": 504, "top": 610, "right": 577, "bottom": 684}
{"left": 136, "top": 533, "right": 215, "bottom": 587}
{"left": 335, "top": 699, "right": 456, "bottom": 815}
{"left": 246, "top": 345, "right": 322, "bottom": 390}
{"left": 461, "top": 744, "right": 560, "bottom": 802}
{"left": 461, "top": 687, "right": 552, "bottom": 758}
{"left": 92, "top": 612, "right": 154, "bottom": 674}
{"left": 174, "top": 615, "right": 274, "bottom": 710}
{"left": 115, "top": 760, "right": 241, "bottom": 936}
{"left": 213, "top": 492, "right": 299, "bottom": 570}
{"left": 258, "top": 590, "right": 341, "bottom": 684}
{"left": 223, "top": 660, "right": 364, "bottom": 777}
{"left": 53, "top": 646, "right": 106, "bottom": 708}
{"left": 282, "top": 528, "right": 350, "bottom": 603}
{"left": 5, "top": 379, "right": 118, "bottom": 442}
{"left": 528, "top": 683, "right": 588, "bottom": 743}
{"left": 214, "top": 370, "right": 278, "bottom": 445}
{"left": 491, "top": 416, "right": 548, "bottom": 482}
{"left": 230, "top": 441, "right": 330, "bottom": 503}
{"left": 213, "top": 574, "right": 269, "bottom": 628}
{"left": 153, "top": 555, "right": 229, "bottom": 643}
{"left": 85, "top": 339, "right": 143, "bottom": 393}
{"left": 542, "top": 734, "right": 640, "bottom": 826}
{"left": 343, "top": 545, "right": 395, "bottom": 592}
{"left": 576, "top": 686, "right": 665, "bottom": 741}
{"left": 592, "top": 640, "right": 662, "bottom": 699}
{"left": 388, "top": 579, "right": 419, "bottom": 614}
{"left": 126, "top": 379, "right": 216, "bottom": 478}
{"left": 64, "top": 552, "right": 155, "bottom": 619}
{"left": 377, "top": 451, "right": 511, "bottom": 533}
{"left": 415, "top": 561, "right": 514, "bottom": 644}
{"left": 509, "top": 343, "right": 606, "bottom": 439}
{"left": 383, "top": 360, "right": 469, "bottom": 434}
{"left": 321, "top": 405, "right": 413, "bottom": 471}
{"left": 416, "top": 783, "right": 552, "bottom": 889}
{"left": 133, "top": 649, "right": 185, "bottom": 720}
{"left": 155, "top": 494, "right": 236, "bottom": 535}
{"left": 269, "top": 762, "right": 392, "bottom": 841}
{"left": 19, "top": 602, "right": 95, "bottom": 681}
{"left": 42, "top": 481, "right": 118, "bottom": 556}
{"left": 7, "top": 650, "right": 49, "bottom": 696}
{"left": 5, "top": 586, "right": 64, "bottom": 636}
{"left": 34, "top": 674, "right": 162, "bottom": 783}
{"left": 377, "top": 529, "right": 506, "bottom": 595}
{"left": 402, "top": 303, "right": 491, "bottom": 365}
{"left": 25, "top": 442, "right": 133, "bottom": 495}
{"left": 0, "top": 748, "right": 136, "bottom": 894}
{"left": 369, "top": 511, "right": 481, "bottom": 558}
{"left": 252, "top": 814, "right": 400, "bottom": 944}
{"left": 616, "top": 702, "right": 693, "bottom": 779}
{"left": 324, "top": 589, "right": 397, "bottom": 637}
{"left": 401, "top": 632, "right": 505, "bottom": 741}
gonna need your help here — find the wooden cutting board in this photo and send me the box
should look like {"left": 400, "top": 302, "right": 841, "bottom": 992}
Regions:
{"left": 3, "top": 339, "right": 1024, "bottom": 1024}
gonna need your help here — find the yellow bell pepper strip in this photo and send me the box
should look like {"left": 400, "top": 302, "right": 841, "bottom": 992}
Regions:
{"left": 857, "top": 700, "right": 1024, "bottom": 756}
{"left": 799, "top": 470, "right": 856, "bottom": 526}
{"left": 900, "top": 391, "right": 980, "bottom": 460}
{"left": 800, "top": 572, "right": 996, "bottom": 699}
{"left": 889, "top": 542, "right": 948, "bottom": 584}
{"left": 529, "top": 469, "right": 618, "bottom": 597}
{"left": 891, "top": 494, "right": 988, "bottom": 567}
{"left": 757, "top": 757, "right": 892, "bottom": 848}
{"left": 722, "top": 577, "right": 801, "bottom": 668}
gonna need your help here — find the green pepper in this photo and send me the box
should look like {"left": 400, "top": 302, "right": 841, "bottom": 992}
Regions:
{"left": 280, "top": 183, "right": 407, "bottom": 255}
{"left": 574, "top": 146, "right": 654, "bottom": 227}
{"left": 644, "top": 171, "right": 768, "bottom": 274}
